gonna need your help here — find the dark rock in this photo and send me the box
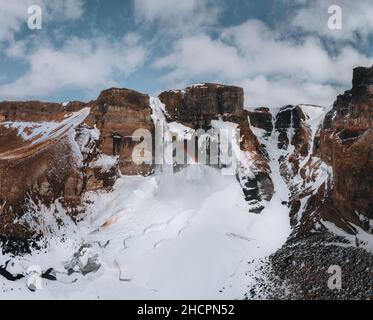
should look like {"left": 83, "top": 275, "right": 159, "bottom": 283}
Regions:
{"left": 275, "top": 105, "right": 308, "bottom": 155}
{"left": 86, "top": 88, "right": 154, "bottom": 175}
{"left": 41, "top": 268, "right": 57, "bottom": 281}
{"left": 248, "top": 107, "right": 273, "bottom": 137}
{"left": 159, "top": 83, "right": 244, "bottom": 128}
{"left": 0, "top": 260, "right": 25, "bottom": 281}
{"left": 296, "top": 65, "right": 373, "bottom": 234}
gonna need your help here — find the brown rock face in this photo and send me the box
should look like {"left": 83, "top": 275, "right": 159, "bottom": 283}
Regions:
{"left": 0, "top": 133, "right": 82, "bottom": 239}
{"left": 160, "top": 83, "right": 274, "bottom": 212}
{"left": 0, "top": 101, "right": 84, "bottom": 122}
{"left": 317, "top": 66, "right": 373, "bottom": 232}
{"left": 288, "top": 66, "right": 373, "bottom": 235}
{"left": 159, "top": 84, "right": 245, "bottom": 128}
{"left": 0, "top": 83, "right": 275, "bottom": 242}
{"left": 0, "top": 88, "right": 155, "bottom": 241}
{"left": 159, "top": 84, "right": 265, "bottom": 160}
{"left": 85, "top": 88, "right": 154, "bottom": 175}
{"left": 0, "top": 110, "right": 119, "bottom": 240}
{"left": 0, "top": 88, "right": 155, "bottom": 177}
{"left": 248, "top": 107, "right": 273, "bottom": 137}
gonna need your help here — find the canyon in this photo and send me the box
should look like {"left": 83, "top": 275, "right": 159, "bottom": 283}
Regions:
{"left": 0, "top": 66, "right": 372, "bottom": 299}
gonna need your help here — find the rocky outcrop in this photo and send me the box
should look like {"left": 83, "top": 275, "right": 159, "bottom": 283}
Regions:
{"left": 0, "top": 84, "right": 273, "bottom": 242}
{"left": 248, "top": 107, "right": 273, "bottom": 137}
{"left": 275, "top": 106, "right": 309, "bottom": 155}
{"left": 244, "top": 67, "right": 373, "bottom": 300}
{"left": 159, "top": 83, "right": 244, "bottom": 128}
{"left": 0, "top": 88, "right": 156, "bottom": 242}
{"left": 288, "top": 66, "right": 373, "bottom": 236}
{"left": 0, "top": 109, "right": 119, "bottom": 241}
{"left": 1, "top": 66, "right": 372, "bottom": 247}
{"left": 317, "top": 66, "right": 373, "bottom": 232}
{"left": 160, "top": 83, "right": 274, "bottom": 213}
{"left": 85, "top": 88, "right": 154, "bottom": 175}
{"left": 248, "top": 104, "right": 323, "bottom": 211}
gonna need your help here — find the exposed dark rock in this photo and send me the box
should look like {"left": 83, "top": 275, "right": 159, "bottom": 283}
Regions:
{"left": 295, "top": 65, "right": 373, "bottom": 234}
{"left": 159, "top": 83, "right": 244, "bottom": 128}
{"left": 85, "top": 88, "right": 154, "bottom": 175}
{"left": 275, "top": 105, "right": 308, "bottom": 156}
{"left": 41, "top": 268, "right": 57, "bottom": 281}
{"left": 64, "top": 244, "right": 101, "bottom": 276}
{"left": 248, "top": 107, "right": 273, "bottom": 137}
{"left": 160, "top": 83, "right": 275, "bottom": 210}
{"left": 268, "top": 233, "right": 373, "bottom": 300}
{"left": 0, "top": 260, "right": 25, "bottom": 281}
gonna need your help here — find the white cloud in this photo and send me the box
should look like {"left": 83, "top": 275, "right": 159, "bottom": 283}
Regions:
{"left": 0, "top": 0, "right": 84, "bottom": 42}
{"left": 46, "top": 0, "right": 84, "bottom": 21}
{"left": 1, "top": 1, "right": 372, "bottom": 107}
{"left": 153, "top": 34, "right": 247, "bottom": 82}
{"left": 291, "top": 0, "right": 373, "bottom": 42}
{"left": 0, "top": 1, "right": 147, "bottom": 100}
{"left": 0, "top": 35, "right": 146, "bottom": 99}
{"left": 134, "top": 0, "right": 218, "bottom": 32}
{"left": 222, "top": 20, "right": 371, "bottom": 84}
{"left": 135, "top": 0, "right": 198, "bottom": 21}
{"left": 152, "top": 19, "right": 372, "bottom": 107}
{"left": 241, "top": 76, "right": 340, "bottom": 108}
{"left": 0, "top": 1, "right": 31, "bottom": 42}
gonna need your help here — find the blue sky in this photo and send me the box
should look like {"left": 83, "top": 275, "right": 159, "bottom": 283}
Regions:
{"left": 0, "top": 0, "right": 372, "bottom": 107}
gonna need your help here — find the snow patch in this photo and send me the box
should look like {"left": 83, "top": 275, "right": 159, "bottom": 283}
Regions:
{"left": 90, "top": 155, "right": 118, "bottom": 172}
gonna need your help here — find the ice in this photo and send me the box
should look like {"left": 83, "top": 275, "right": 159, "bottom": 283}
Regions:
{"left": 168, "top": 122, "right": 195, "bottom": 141}
{"left": 90, "top": 154, "right": 118, "bottom": 172}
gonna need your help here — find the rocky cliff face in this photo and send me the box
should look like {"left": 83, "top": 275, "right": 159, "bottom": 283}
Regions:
{"left": 0, "top": 84, "right": 274, "bottom": 242}
{"left": 0, "top": 88, "right": 155, "bottom": 242}
{"left": 284, "top": 66, "right": 373, "bottom": 237}
{"left": 85, "top": 88, "right": 154, "bottom": 175}
{"left": 0, "top": 67, "right": 372, "bottom": 247}
{"left": 159, "top": 83, "right": 244, "bottom": 127}
{"left": 0, "top": 107, "right": 118, "bottom": 241}
{"left": 317, "top": 66, "right": 373, "bottom": 233}
{"left": 0, "top": 67, "right": 372, "bottom": 300}
{"left": 160, "top": 84, "right": 273, "bottom": 212}
{"left": 245, "top": 68, "right": 373, "bottom": 299}
{"left": 247, "top": 65, "right": 373, "bottom": 238}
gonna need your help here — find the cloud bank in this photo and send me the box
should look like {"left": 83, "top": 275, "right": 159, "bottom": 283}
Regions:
{"left": 0, "top": 0, "right": 372, "bottom": 107}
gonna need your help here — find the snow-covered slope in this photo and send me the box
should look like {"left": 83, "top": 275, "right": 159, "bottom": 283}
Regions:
{"left": 0, "top": 98, "right": 293, "bottom": 299}
{"left": 0, "top": 108, "right": 90, "bottom": 161}
{"left": 0, "top": 162, "right": 291, "bottom": 299}
{"left": 1, "top": 71, "right": 372, "bottom": 300}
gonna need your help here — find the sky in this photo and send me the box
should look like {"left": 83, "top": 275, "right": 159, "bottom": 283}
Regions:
{"left": 0, "top": 0, "right": 372, "bottom": 107}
